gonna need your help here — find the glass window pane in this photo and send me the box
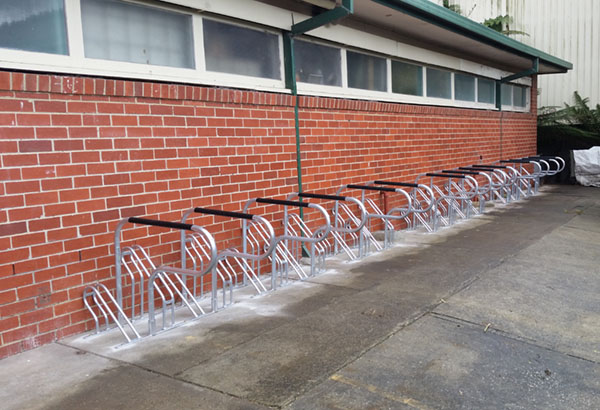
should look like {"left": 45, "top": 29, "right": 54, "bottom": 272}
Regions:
{"left": 426, "top": 68, "right": 451, "bottom": 99}
{"left": 501, "top": 83, "right": 513, "bottom": 106}
{"left": 203, "top": 19, "right": 280, "bottom": 80}
{"left": 391, "top": 61, "right": 422, "bottom": 96}
{"left": 477, "top": 78, "right": 495, "bottom": 104}
{"left": 513, "top": 86, "right": 527, "bottom": 107}
{"left": 0, "top": 0, "right": 67, "bottom": 55}
{"left": 294, "top": 40, "right": 341, "bottom": 86}
{"left": 347, "top": 51, "right": 387, "bottom": 92}
{"left": 455, "top": 73, "right": 475, "bottom": 102}
{"left": 81, "top": 0, "right": 194, "bottom": 69}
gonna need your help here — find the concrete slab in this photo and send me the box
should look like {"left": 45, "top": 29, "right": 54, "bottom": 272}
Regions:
{"left": 0, "top": 344, "right": 116, "bottom": 410}
{"left": 435, "top": 224, "right": 600, "bottom": 362}
{"left": 64, "top": 279, "right": 357, "bottom": 376}
{"left": 289, "top": 315, "right": 600, "bottom": 410}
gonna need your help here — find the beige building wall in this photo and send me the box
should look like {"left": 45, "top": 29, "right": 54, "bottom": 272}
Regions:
{"left": 432, "top": 0, "right": 599, "bottom": 109}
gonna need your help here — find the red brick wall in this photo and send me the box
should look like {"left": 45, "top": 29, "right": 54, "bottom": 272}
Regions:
{"left": 0, "top": 70, "right": 538, "bottom": 358}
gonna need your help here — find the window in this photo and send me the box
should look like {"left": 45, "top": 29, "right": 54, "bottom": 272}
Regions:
{"left": 0, "top": 0, "right": 68, "bottom": 55}
{"left": 501, "top": 83, "right": 513, "bottom": 106}
{"left": 203, "top": 19, "right": 280, "bottom": 80}
{"left": 347, "top": 51, "right": 387, "bottom": 92}
{"left": 477, "top": 78, "right": 495, "bottom": 104}
{"left": 294, "top": 40, "right": 341, "bottom": 86}
{"left": 426, "top": 68, "right": 451, "bottom": 99}
{"left": 81, "top": 0, "right": 194, "bottom": 68}
{"left": 392, "top": 61, "right": 422, "bottom": 96}
{"left": 454, "top": 73, "right": 475, "bottom": 102}
{"left": 513, "top": 85, "right": 527, "bottom": 107}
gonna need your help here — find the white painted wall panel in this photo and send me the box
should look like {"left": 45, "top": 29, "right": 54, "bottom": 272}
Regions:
{"left": 431, "top": 0, "right": 600, "bottom": 108}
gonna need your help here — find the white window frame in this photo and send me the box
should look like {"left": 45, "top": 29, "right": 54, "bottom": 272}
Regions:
{"left": 293, "top": 36, "right": 344, "bottom": 90}
{"left": 0, "top": 0, "right": 531, "bottom": 111}
{"left": 199, "top": 15, "right": 285, "bottom": 90}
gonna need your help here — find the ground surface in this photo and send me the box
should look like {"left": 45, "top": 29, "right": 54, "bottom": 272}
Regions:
{"left": 1, "top": 184, "right": 599, "bottom": 410}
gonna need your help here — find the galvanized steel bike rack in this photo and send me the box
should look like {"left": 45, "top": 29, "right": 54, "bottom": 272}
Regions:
{"left": 372, "top": 180, "right": 436, "bottom": 233}
{"left": 181, "top": 207, "right": 277, "bottom": 311}
{"left": 84, "top": 217, "right": 217, "bottom": 342}
{"left": 441, "top": 169, "right": 492, "bottom": 214}
{"left": 286, "top": 192, "right": 368, "bottom": 261}
{"left": 460, "top": 165, "right": 514, "bottom": 204}
{"left": 241, "top": 197, "right": 332, "bottom": 286}
{"left": 414, "top": 173, "right": 478, "bottom": 231}
{"left": 336, "top": 184, "right": 413, "bottom": 252}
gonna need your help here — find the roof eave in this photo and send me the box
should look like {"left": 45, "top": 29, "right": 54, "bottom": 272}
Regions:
{"left": 371, "top": 0, "right": 572, "bottom": 73}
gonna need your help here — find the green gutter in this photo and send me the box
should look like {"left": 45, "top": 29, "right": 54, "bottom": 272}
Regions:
{"left": 292, "top": 0, "right": 354, "bottom": 35}
{"left": 496, "top": 58, "right": 539, "bottom": 110}
{"left": 372, "top": 0, "right": 572, "bottom": 73}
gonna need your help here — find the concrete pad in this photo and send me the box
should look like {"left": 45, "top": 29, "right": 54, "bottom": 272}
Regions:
{"left": 0, "top": 344, "right": 116, "bottom": 410}
{"left": 0, "top": 342, "right": 267, "bottom": 410}
{"left": 435, "top": 226, "right": 600, "bottom": 361}
{"left": 64, "top": 280, "right": 357, "bottom": 376}
{"left": 565, "top": 214, "right": 600, "bottom": 233}
{"left": 42, "top": 362, "right": 269, "bottom": 410}
{"left": 289, "top": 315, "right": 600, "bottom": 410}
{"left": 178, "top": 288, "right": 426, "bottom": 406}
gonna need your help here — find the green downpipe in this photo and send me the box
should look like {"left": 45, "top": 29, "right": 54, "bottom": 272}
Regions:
{"left": 284, "top": 32, "right": 303, "bottom": 197}
{"left": 283, "top": 1, "right": 354, "bottom": 255}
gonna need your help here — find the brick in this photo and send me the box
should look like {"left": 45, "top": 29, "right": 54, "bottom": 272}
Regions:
{"left": 0, "top": 140, "right": 17, "bottom": 152}
{"left": 47, "top": 227, "right": 77, "bottom": 242}
{"left": 21, "top": 166, "right": 57, "bottom": 180}
{"left": 38, "top": 152, "right": 70, "bottom": 165}
{"left": 59, "top": 188, "right": 90, "bottom": 202}
{"left": 8, "top": 206, "right": 43, "bottom": 221}
{"left": 54, "top": 139, "right": 84, "bottom": 151}
{"left": 19, "top": 306, "right": 54, "bottom": 326}
{"left": 36, "top": 127, "right": 68, "bottom": 139}
{"left": 2, "top": 154, "right": 38, "bottom": 167}
{"left": 25, "top": 191, "right": 59, "bottom": 206}
{"left": 93, "top": 209, "right": 119, "bottom": 223}
{"left": 34, "top": 266, "right": 66, "bottom": 283}
{"left": 44, "top": 202, "right": 76, "bottom": 217}
{"left": 29, "top": 217, "right": 61, "bottom": 232}
{"left": 34, "top": 100, "right": 66, "bottom": 112}
{"left": 2, "top": 324, "right": 38, "bottom": 345}
{"left": 41, "top": 177, "right": 73, "bottom": 191}
{"left": 0, "top": 298, "right": 35, "bottom": 318}
{"left": 67, "top": 101, "right": 97, "bottom": 113}
{"left": 0, "top": 221, "right": 27, "bottom": 237}
{"left": 18, "top": 139, "right": 52, "bottom": 153}
{"left": 0, "top": 71, "right": 10, "bottom": 90}
{"left": 83, "top": 114, "right": 111, "bottom": 126}
{"left": 97, "top": 103, "right": 124, "bottom": 113}
{"left": 12, "top": 231, "right": 46, "bottom": 248}
{"left": 0, "top": 289, "right": 16, "bottom": 305}
{"left": 5, "top": 180, "right": 40, "bottom": 194}
{"left": 52, "top": 114, "right": 82, "bottom": 126}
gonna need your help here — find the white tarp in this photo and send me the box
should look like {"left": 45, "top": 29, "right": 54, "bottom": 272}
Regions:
{"left": 573, "top": 146, "right": 600, "bottom": 187}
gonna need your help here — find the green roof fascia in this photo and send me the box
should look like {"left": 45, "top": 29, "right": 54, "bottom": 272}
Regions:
{"left": 372, "top": 0, "right": 572, "bottom": 73}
